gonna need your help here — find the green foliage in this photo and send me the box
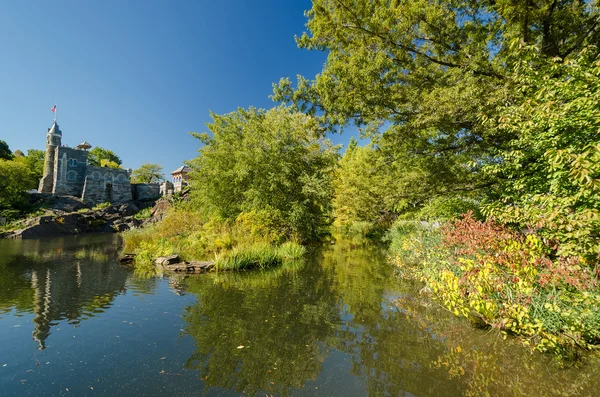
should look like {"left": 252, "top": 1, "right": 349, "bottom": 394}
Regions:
{"left": 189, "top": 106, "right": 339, "bottom": 242}
{"left": 92, "top": 202, "right": 111, "bottom": 211}
{"left": 130, "top": 163, "right": 163, "bottom": 183}
{"left": 483, "top": 47, "right": 600, "bottom": 262}
{"left": 273, "top": 0, "right": 600, "bottom": 207}
{"left": 133, "top": 207, "right": 152, "bottom": 220}
{"left": 88, "top": 147, "right": 122, "bottom": 167}
{"left": 332, "top": 142, "right": 395, "bottom": 237}
{"left": 0, "top": 159, "right": 36, "bottom": 218}
{"left": 390, "top": 214, "right": 600, "bottom": 357}
{"left": 0, "top": 140, "right": 12, "bottom": 160}
{"left": 13, "top": 149, "right": 44, "bottom": 188}
{"left": 99, "top": 159, "right": 121, "bottom": 169}
{"left": 214, "top": 242, "right": 305, "bottom": 271}
{"left": 400, "top": 197, "right": 482, "bottom": 222}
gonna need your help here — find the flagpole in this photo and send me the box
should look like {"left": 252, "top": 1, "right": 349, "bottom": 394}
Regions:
{"left": 54, "top": 102, "right": 57, "bottom": 122}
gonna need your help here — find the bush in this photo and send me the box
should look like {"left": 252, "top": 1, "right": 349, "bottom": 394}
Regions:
{"left": 123, "top": 208, "right": 306, "bottom": 272}
{"left": 133, "top": 207, "right": 152, "bottom": 220}
{"left": 92, "top": 202, "right": 111, "bottom": 211}
{"left": 0, "top": 159, "right": 36, "bottom": 218}
{"left": 390, "top": 212, "right": 600, "bottom": 357}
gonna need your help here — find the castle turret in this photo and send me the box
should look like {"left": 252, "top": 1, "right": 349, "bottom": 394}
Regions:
{"left": 38, "top": 121, "right": 62, "bottom": 193}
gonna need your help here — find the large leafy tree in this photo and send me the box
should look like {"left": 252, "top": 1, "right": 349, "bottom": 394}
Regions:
{"left": 88, "top": 147, "right": 122, "bottom": 167}
{"left": 0, "top": 140, "right": 12, "bottom": 160}
{"left": 483, "top": 47, "right": 600, "bottom": 261}
{"left": 273, "top": 0, "right": 600, "bottom": 196}
{"left": 14, "top": 149, "right": 44, "bottom": 188}
{"left": 189, "top": 106, "right": 339, "bottom": 242}
{"left": 131, "top": 163, "right": 164, "bottom": 183}
{"left": 0, "top": 159, "right": 36, "bottom": 216}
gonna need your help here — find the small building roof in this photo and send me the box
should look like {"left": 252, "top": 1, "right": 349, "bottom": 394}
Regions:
{"left": 76, "top": 141, "right": 92, "bottom": 150}
{"left": 171, "top": 166, "right": 192, "bottom": 175}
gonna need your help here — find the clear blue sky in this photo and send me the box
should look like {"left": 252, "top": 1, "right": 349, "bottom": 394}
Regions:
{"left": 0, "top": 0, "right": 353, "bottom": 178}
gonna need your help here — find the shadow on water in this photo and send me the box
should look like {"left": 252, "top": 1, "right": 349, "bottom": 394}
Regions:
{"left": 0, "top": 235, "right": 130, "bottom": 350}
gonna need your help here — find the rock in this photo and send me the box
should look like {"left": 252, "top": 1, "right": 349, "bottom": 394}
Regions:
{"left": 165, "top": 261, "right": 215, "bottom": 273}
{"left": 154, "top": 255, "right": 181, "bottom": 268}
{"left": 2, "top": 193, "right": 160, "bottom": 240}
{"left": 118, "top": 203, "right": 139, "bottom": 217}
{"left": 119, "top": 253, "right": 136, "bottom": 265}
{"left": 189, "top": 261, "right": 215, "bottom": 271}
{"left": 28, "top": 194, "right": 89, "bottom": 212}
{"left": 113, "top": 223, "right": 131, "bottom": 232}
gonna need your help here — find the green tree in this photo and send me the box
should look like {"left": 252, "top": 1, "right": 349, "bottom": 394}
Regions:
{"left": 14, "top": 149, "right": 44, "bottom": 188}
{"left": 189, "top": 106, "right": 339, "bottom": 242}
{"left": 273, "top": 0, "right": 600, "bottom": 198}
{"left": 483, "top": 47, "right": 600, "bottom": 261}
{"left": 332, "top": 141, "right": 395, "bottom": 235}
{"left": 0, "top": 140, "right": 12, "bottom": 160}
{"left": 88, "top": 147, "right": 122, "bottom": 167}
{"left": 99, "top": 159, "right": 121, "bottom": 169}
{"left": 0, "top": 159, "right": 36, "bottom": 216}
{"left": 130, "top": 163, "right": 163, "bottom": 183}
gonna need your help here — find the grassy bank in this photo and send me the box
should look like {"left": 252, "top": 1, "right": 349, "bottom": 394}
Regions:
{"left": 388, "top": 213, "right": 600, "bottom": 358}
{"left": 122, "top": 207, "right": 305, "bottom": 273}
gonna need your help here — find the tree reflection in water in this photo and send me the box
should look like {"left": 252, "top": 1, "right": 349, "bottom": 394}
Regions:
{"left": 179, "top": 244, "right": 600, "bottom": 397}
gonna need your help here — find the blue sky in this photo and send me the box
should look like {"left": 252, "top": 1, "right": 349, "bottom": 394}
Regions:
{"left": 0, "top": 0, "right": 353, "bottom": 178}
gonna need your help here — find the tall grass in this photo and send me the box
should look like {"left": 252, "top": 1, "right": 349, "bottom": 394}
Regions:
{"left": 123, "top": 208, "right": 306, "bottom": 272}
{"left": 214, "top": 242, "right": 306, "bottom": 271}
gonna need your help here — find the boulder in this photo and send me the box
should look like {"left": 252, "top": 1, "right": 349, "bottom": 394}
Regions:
{"left": 154, "top": 255, "right": 181, "bottom": 268}
{"left": 165, "top": 261, "right": 215, "bottom": 273}
{"left": 28, "top": 194, "right": 89, "bottom": 212}
{"left": 119, "top": 253, "right": 136, "bottom": 265}
{"left": 118, "top": 203, "right": 139, "bottom": 217}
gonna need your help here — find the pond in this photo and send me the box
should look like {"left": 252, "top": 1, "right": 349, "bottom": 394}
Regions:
{"left": 0, "top": 234, "right": 598, "bottom": 396}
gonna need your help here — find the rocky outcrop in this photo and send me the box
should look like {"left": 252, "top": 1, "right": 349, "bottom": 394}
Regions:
{"left": 28, "top": 194, "right": 88, "bottom": 212}
{"left": 119, "top": 254, "right": 215, "bottom": 274}
{"left": 2, "top": 202, "right": 144, "bottom": 239}
{"left": 140, "top": 189, "right": 190, "bottom": 226}
{"left": 154, "top": 254, "right": 215, "bottom": 273}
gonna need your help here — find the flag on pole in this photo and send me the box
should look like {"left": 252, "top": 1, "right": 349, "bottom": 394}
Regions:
{"left": 50, "top": 105, "right": 56, "bottom": 112}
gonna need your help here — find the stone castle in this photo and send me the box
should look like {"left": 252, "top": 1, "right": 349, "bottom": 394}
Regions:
{"left": 38, "top": 121, "right": 159, "bottom": 204}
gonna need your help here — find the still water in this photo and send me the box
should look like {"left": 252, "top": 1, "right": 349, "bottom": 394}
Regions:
{"left": 0, "top": 235, "right": 599, "bottom": 396}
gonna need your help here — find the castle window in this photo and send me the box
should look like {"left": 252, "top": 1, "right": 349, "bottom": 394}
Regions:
{"left": 68, "top": 158, "right": 77, "bottom": 167}
{"left": 67, "top": 171, "right": 77, "bottom": 181}
{"left": 118, "top": 174, "right": 127, "bottom": 183}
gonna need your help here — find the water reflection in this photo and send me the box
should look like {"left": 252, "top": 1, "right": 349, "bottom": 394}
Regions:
{"left": 1, "top": 237, "right": 599, "bottom": 396}
{"left": 0, "top": 235, "right": 129, "bottom": 349}
{"left": 179, "top": 260, "right": 338, "bottom": 396}
{"left": 177, "top": 244, "right": 600, "bottom": 397}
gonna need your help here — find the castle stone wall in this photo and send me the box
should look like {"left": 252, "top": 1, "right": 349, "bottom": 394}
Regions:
{"left": 81, "top": 166, "right": 132, "bottom": 205}
{"left": 52, "top": 147, "right": 89, "bottom": 197}
{"left": 131, "top": 183, "right": 161, "bottom": 201}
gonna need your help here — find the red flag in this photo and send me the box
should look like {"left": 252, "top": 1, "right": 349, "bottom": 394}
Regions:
{"left": 50, "top": 105, "right": 56, "bottom": 112}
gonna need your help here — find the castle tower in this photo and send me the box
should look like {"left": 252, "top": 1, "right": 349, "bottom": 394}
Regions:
{"left": 38, "top": 121, "right": 62, "bottom": 193}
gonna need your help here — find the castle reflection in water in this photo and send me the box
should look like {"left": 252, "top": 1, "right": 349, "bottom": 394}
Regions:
{"left": 0, "top": 235, "right": 132, "bottom": 350}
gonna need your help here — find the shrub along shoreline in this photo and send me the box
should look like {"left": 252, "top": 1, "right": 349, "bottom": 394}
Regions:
{"left": 388, "top": 213, "right": 600, "bottom": 358}
{"left": 122, "top": 207, "right": 306, "bottom": 275}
